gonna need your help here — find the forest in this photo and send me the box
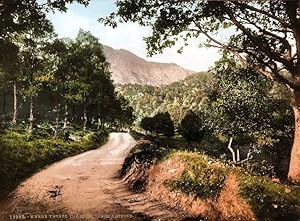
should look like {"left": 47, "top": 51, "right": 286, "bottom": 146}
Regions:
{"left": 0, "top": 27, "right": 133, "bottom": 197}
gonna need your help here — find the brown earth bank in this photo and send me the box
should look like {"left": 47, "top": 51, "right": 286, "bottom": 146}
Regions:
{"left": 0, "top": 133, "right": 191, "bottom": 221}
{"left": 122, "top": 151, "right": 257, "bottom": 221}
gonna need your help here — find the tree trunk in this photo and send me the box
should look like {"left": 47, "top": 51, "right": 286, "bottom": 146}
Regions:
{"left": 2, "top": 92, "right": 6, "bottom": 116}
{"left": 288, "top": 91, "right": 300, "bottom": 182}
{"left": 83, "top": 104, "right": 87, "bottom": 131}
{"left": 236, "top": 146, "right": 240, "bottom": 162}
{"left": 28, "top": 96, "right": 34, "bottom": 133}
{"left": 54, "top": 114, "right": 59, "bottom": 137}
{"left": 97, "top": 118, "right": 100, "bottom": 130}
{"left": 12, "top": 81, "right": 17, "bottom": 124}
{"left": 63, "top": 104, "right": 68, "bottom": 129}
{"left": 227, "top": 137, "right": 236, "bottom": 164}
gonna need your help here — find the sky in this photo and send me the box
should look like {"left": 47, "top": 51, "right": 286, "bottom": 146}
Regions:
{"left": 47, "top": 0, "right": 220, "bottom": 72}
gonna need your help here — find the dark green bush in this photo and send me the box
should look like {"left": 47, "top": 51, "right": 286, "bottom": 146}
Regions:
{"left": 140, "top": 112, "right": 175, "bottom": 137}
{"left": 179, "top": 111, "right": 205, "bottom": 143}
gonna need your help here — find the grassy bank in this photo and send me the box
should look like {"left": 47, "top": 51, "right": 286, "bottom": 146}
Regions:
{"left": 0, "top": 129, "right": 108, "bottom": 199}
{"left": 122, "top": 138, "right": 300, "bottom": 221}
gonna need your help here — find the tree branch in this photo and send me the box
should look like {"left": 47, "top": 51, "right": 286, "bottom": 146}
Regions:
{"left": 224, "top": 7, "right": 293, "bottom": 71}
{"left": 234, "top": 52, "right": 296, "bottom": 90}
{"left": 231, "top": 1, "right": 291, "bottom": 28}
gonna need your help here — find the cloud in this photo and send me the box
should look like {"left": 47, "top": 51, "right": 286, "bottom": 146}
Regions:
{"left": 47, "top": 1, "right": 220, "bottom": 72}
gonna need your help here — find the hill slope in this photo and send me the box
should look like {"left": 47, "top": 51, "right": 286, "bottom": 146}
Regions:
{"left": 103, "top": 45, "right": 195, "bottom": 86}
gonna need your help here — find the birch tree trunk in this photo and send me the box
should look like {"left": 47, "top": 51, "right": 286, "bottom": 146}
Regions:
{"left": 28, "top": 95, "right": 34, "bottom": 133}
{"left": 12, "top": 81, "right": 17, "bottom": 124}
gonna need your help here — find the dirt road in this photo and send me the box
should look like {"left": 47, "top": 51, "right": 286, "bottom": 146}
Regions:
{"left": 0, "top": 133, "right": 186, "bottom": 221}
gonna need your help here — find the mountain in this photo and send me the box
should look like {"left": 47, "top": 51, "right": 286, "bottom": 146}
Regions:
{"left": 102, "top": 45, "right": 195, "bottom": 86}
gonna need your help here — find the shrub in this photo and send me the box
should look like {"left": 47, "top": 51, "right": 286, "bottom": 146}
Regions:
{"left": 140, "top": 117, "right": 155, "bottom": 133}
{"left": 238, "top": 175, "right": 300, "bottom": 221}
{"left": 140, "top": 112, "right": 175, "bottom": 137}
{"left": 152, "top": 112, "right": 175, "bottom": 137}
{"left": 166, "top": 152, "right": 229, "bottom": 198}
{"left": 87, "top": 130, "right": 109, "bottom": 146}
{"left": 180, "top": 111, "right": 205, "bottom": 143}
{"left": 241, "top": 159, "right": 276, "bottom": 177}
{"left": 121, "top": 141, "right": 168, "bottom": 177}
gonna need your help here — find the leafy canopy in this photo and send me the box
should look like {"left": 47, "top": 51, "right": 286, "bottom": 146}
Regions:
{"left": 102, "top": 0, "right": 299, "bottom": 90}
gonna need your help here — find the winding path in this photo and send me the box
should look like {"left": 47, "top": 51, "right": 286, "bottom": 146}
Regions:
{"left": 0, "top": 133, "right": 186, "bottom": 221}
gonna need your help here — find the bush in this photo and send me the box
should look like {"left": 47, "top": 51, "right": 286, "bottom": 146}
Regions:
{"left": 140, "top": 117, "right": 155, "bottom": 133}
{"left": 166, "top": 152, "right": 229, "bottom": 198}
{"left": 238, "top": 175, "right": 300, "bottom": 221}
{"left": 140, "top": 112, "right": 175, "bottom": 137}
{"left": 241, "top": 159, "right": 276, "bottom": 177}
{"left": 180, "top": 111, "right": 205, "bottom": 143}
{"left": 87, "top": 130, "right": 109, "bottom": 146}
{"left": 152, "top": 112, "right": 175, "bottom": 137}
{"left": 121, "top": 141, "right": 168, "bottom": 177}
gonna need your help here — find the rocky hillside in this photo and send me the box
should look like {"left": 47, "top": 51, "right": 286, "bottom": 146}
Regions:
{"left": 103, "top": 45, "right": 195, "bottom": 86}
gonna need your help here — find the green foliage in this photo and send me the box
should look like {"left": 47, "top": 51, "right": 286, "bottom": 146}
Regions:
{"left": 166, "top": 152, "right": 229, "bottom": 198}
{"left": 166, "top": 152, "right": 300, "bottom": 220}
{"left": 179, "top": 111, "right": 205, "bottom": 143}
{"left": 140, "top": 112, "right": 175, "bottom": 137}
{"left": 240, "top": 160, "right": 276, "bottom": 177}
{"left": 152, "top": 112, "right": 175, "bottom": 137}
{"left": 87, "top": 130, "right": 109, "bottom": 145}
{"left": 205, "top": 56, "right": 273, "bottom": 139}
{"left": 120, "top": 141, "right": 168, "bottom": 177}
{"left": 140, "top": 117, "right": 154, "bottom": 133}
{"left": 117, "top": 72, "right": 210, "bottom": 126}
{"left": 238, "top": 175, "right": 300, "bottom": 221}
{"left": 0, "top": 129, "right": 108, "bottom": 199}
{"left": 0, "top": 0, "right": 88, "bottom": 39}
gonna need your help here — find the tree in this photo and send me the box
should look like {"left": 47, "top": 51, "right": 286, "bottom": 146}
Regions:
{"left": 205, "top": 55, "right": 275, "bottom": 163}
{"left": 0, "top": 0, "right": 88, "bottom": 39}
{"left": 54, "top": 30, "right": 120, "bottom": 131}
{"left": 17, "top": 32, "right": 55, "bottom": 132}
{"left": 0, "top": 37, "right": 20, "bottom": 124}
{"left": 140, "top": 116, "right": 154, "bottom": 134}
{"left": 0, "top": 0, "right": 91, "bottom": 126}
{"left": 102, "top": 0, "right": 300, "bottom": 182}
{"left": 152, "top": 112, "right": 175, "bottom": 137}
{"left": 180, "top": 111, "right": 205, "bottom": 144}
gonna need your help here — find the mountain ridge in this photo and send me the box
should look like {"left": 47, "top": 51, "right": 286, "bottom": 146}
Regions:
{"left": 102, "top": 45, "right": 195, "bottom": 86}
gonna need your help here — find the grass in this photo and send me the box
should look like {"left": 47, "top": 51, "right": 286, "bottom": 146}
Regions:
{"left": 166, "top": 152, "right": 229, "bottom": 199}
{"left": 238, "top": 174, "right": 300, "bottom": 221}
{"left": 167, "top": 151, "right": 300, "bottom": 220}
{"left": 122, "top": 136, "right": 300, "bottom": 221}
{"left": 0, "top": 129, "right": 108, "bottom": 199}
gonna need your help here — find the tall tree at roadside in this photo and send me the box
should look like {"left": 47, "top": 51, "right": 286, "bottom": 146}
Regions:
{"left": 17, "top": 28, "right": 55, "bottom": 132}
{"left": 102, "top": 0, "right": 300, "bottom": 182}
{"left": 0, "top": 0, "right": 88, "bottom": 125}
{"left": 0, "top": 40, "right": 19, "bottom": 123}
{"left": 205, "top": 55, "right": 276, "bottom": 163}
{"left": 55, "top": 30, "right": 114, "bottom": 130}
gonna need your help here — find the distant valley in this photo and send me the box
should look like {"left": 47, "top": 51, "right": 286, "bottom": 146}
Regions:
{"left": 103, "top": 45, "right": 195, "bottom": 86}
